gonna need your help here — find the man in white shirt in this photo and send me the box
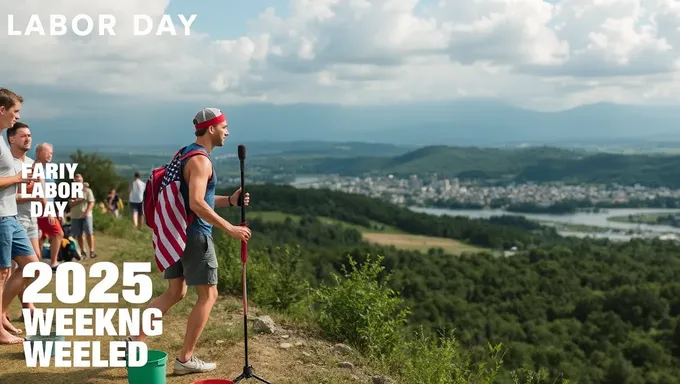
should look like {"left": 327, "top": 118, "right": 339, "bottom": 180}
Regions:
{"left": 0, "top": 88, "right": 40, "bottom": 345}
{"left": 128, "top": 172, "right": 146, "bottom": 229}
{"left": 3, "top": 122, "right": 39, "bottom": 331}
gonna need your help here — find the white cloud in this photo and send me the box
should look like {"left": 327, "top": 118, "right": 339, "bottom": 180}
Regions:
{"left": 2, "top": 0, "right": 680, "bottom": 112}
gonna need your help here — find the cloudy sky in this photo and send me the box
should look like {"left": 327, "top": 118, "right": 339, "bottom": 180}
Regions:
{"left": 2, "top": 0, "right": 680, "bottom": 121}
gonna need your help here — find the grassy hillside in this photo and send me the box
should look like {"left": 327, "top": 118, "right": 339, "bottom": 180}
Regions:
{"left": 3, "top": 209, "right": 562, "bottom": 384}
{"left": 2, "top": 232, "right": 405, "bottom": 384}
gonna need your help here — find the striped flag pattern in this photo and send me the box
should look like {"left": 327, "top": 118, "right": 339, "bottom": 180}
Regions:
{"left": 151, "top": 150, "right": 205, "bottom": 271}
{"left": 152, "top": 153, "right": 187, "bottom": 271}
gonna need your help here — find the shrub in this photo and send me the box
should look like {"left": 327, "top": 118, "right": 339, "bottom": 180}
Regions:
{"left": 396, "top": 328, "right": 504, "bottom": 384}
{"left": 312, "top": 254, "right": 409, "bottom": 359}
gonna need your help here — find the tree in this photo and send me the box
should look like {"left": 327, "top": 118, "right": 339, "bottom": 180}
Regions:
{"left": 68, "top": 150, "right": 128, "bottom": 202}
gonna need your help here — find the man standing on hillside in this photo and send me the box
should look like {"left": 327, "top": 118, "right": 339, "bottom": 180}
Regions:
{"left": 35, "top": 143, "right": 65, "bottom": 269}
{"left": 0, "top": 88, "right": 40, "bottom": 345}
{"left": 4, "top": 122, "right": 39, "bottom": 328}
{"left": 128, "top": 172, "right": 145, "bottom": 229}
{"left": 125, "top": 108, "right": 251, "bottom": 376}
{"left": 69, "top": 174, "right": 96, "bottom": 259}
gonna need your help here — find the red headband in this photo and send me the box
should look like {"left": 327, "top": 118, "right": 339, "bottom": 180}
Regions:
{"left": 195, "top": 113, "right": 226, "bottom": 130}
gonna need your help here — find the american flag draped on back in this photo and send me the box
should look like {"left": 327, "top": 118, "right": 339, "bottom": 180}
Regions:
{"left": 151, "top": 149, "right": 206, "bottom": 271}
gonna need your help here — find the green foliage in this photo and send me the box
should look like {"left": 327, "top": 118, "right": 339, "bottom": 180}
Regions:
{"left": 516, "top": 152, "right": 680, "bottom": 188}
{"left": 68, "top": 149, "right": 129, "bottom": 201}
{"left": 312, "top": 255, "right": 410, "bottom": 359}
{"left": 227, "top": 183, "right": 559, "bottom": 251}
{"left": 257, "top": 244, "right": 310, "bottom": 311}
{"left": 394, "top": 329, "right": 506, "bottom": 384}
{"left": 98, "top": 205, "right": 558, "bottom": 384}
{"left": 90, "top": 157, "right": 680, "bottom": 383}
{"left": 212, "top": 231, "right": 310, "bottom": 314}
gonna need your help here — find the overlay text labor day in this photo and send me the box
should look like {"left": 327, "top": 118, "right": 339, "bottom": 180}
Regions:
{"left": 5, "top": 13, "right": 197, "bottom": 36}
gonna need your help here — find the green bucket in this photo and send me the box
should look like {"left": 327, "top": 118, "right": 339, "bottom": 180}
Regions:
{"left": 126, "top": 349, "right": 168, "bottom": 384}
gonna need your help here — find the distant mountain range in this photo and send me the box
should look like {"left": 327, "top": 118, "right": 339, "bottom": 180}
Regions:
{"left": 27, "top": 99, "right": 680, "bottom": 149}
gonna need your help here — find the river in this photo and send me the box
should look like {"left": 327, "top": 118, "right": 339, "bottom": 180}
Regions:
{"left": 410, "top": 207, "right": 680, "bottom": 241}
{"left": 290, "top": 177, "right": 680, "bottom": 241}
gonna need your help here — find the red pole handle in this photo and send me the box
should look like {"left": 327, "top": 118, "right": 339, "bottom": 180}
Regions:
{"left": 240, "top": 221, "right": 248, "bottom": 263}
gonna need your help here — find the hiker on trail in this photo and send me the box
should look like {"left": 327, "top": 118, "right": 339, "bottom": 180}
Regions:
{"left": 35, "top": 142, "right": 66, "bottom": 269}
{"left": 126, "top": 107, "right": 251, "bottom": 375}
{"left": 69, "top": 174, "right": 97, "bottom": 259}
{"left": 128, "top": 172, "right": 145, "bottom": 229}
{"left": 0, "top": 88, "right": 40, "bottom": 345}
{"left": 5, "top": 121, "right": 38, "bottom": 328}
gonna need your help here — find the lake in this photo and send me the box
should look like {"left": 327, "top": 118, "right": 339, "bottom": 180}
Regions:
{"left": 410, "top": 207, "right": 680, "bottom": 241}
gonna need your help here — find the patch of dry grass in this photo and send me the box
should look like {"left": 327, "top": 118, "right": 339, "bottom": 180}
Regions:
{"left": 362, "top": 233, "right": 487, "bottom": 255}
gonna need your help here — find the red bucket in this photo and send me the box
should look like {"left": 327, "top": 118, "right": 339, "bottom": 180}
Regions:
{"left": 191, "top": 380, "right": 235, "bottom": 384}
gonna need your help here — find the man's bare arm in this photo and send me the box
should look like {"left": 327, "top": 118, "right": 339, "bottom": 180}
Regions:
{"left": 0, "top": 174, "right": 21, "bottom": 190}
{"left": 215, "top": 195, "right": 232, "bottom": 208}
{"left": 16, "top": 194, "right": 43, "bottom": 204}
{"left": 185, "top": 156, "right": 234, "bottom": 233}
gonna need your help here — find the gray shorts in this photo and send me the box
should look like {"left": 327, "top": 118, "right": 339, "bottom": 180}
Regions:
{"left": 163, "top": 232, "right": 217, "bottom": 286}
{"left": 72, "top": 216, "right": 93, "bottom": 236}
{"left": 18, "top": 216, "right": 38, "bottom": 239}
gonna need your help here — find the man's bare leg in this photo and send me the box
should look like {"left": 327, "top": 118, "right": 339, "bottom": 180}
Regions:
{"left": 2, "top": 266, "right": 10, "bottom": 323}
{"left": 19, "top": 237, "right": 41, "bottom": 319}
{"left": 132, "top": 278, "right": 186, "bottom": 343}
{"left": 49, "top": 233, "right": 63, "bottom": 266}
{"left": 0, "top": 266, "right": 23, "bottom": 344}
{"left": 177, "top": 284, "right": 218, "bottom": 362}
{"left": 86, "top": 234, "right": 95, "bottom": 255}
{"left": 76, "top": 234, "right": 86, "bottom": 256}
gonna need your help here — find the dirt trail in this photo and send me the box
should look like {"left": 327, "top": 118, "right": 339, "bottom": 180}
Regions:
{"left": 0, "top": 235, "right": 373, "bottom": 384}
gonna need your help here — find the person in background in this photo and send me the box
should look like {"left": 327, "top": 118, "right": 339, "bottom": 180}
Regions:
{"left": 35, "top": 143, "right": 65, "bottom": 268}
{"left": 4, "top": 121, "right": 38, "bottom": 329}
{"left": 106, "top": 188, "right": 120, "bottom": 218}
{"left": 128, "top": 172, "right": 145, "bottom": 229}
{"left": 69, "top": 174, "right": 96, "bottom": 259}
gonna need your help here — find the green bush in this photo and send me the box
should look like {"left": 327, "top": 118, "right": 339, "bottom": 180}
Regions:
{"left": 312, "top": 254, "right": 409, "bottom": 359}
{"left": 395, "top": 328, "right": 504, "bottom": 384}
{"left": 254, "top": 244, "right": 310, "bottom": 312}
{"left": 213, "top": 233, "right": 309, "bottom": 315}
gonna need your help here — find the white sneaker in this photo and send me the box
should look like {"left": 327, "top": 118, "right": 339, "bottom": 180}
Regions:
{"left": 173, "top": 355, "right": 217, "bottom": 375}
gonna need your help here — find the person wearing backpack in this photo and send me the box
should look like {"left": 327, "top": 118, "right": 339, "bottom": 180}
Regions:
{"left": 127, "top": 107, "right": 251, "bottom": 375}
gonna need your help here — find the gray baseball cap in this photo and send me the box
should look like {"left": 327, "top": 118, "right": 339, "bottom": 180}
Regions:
{"left": 193, "top": 107, "right": 225, "bottom": 130}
